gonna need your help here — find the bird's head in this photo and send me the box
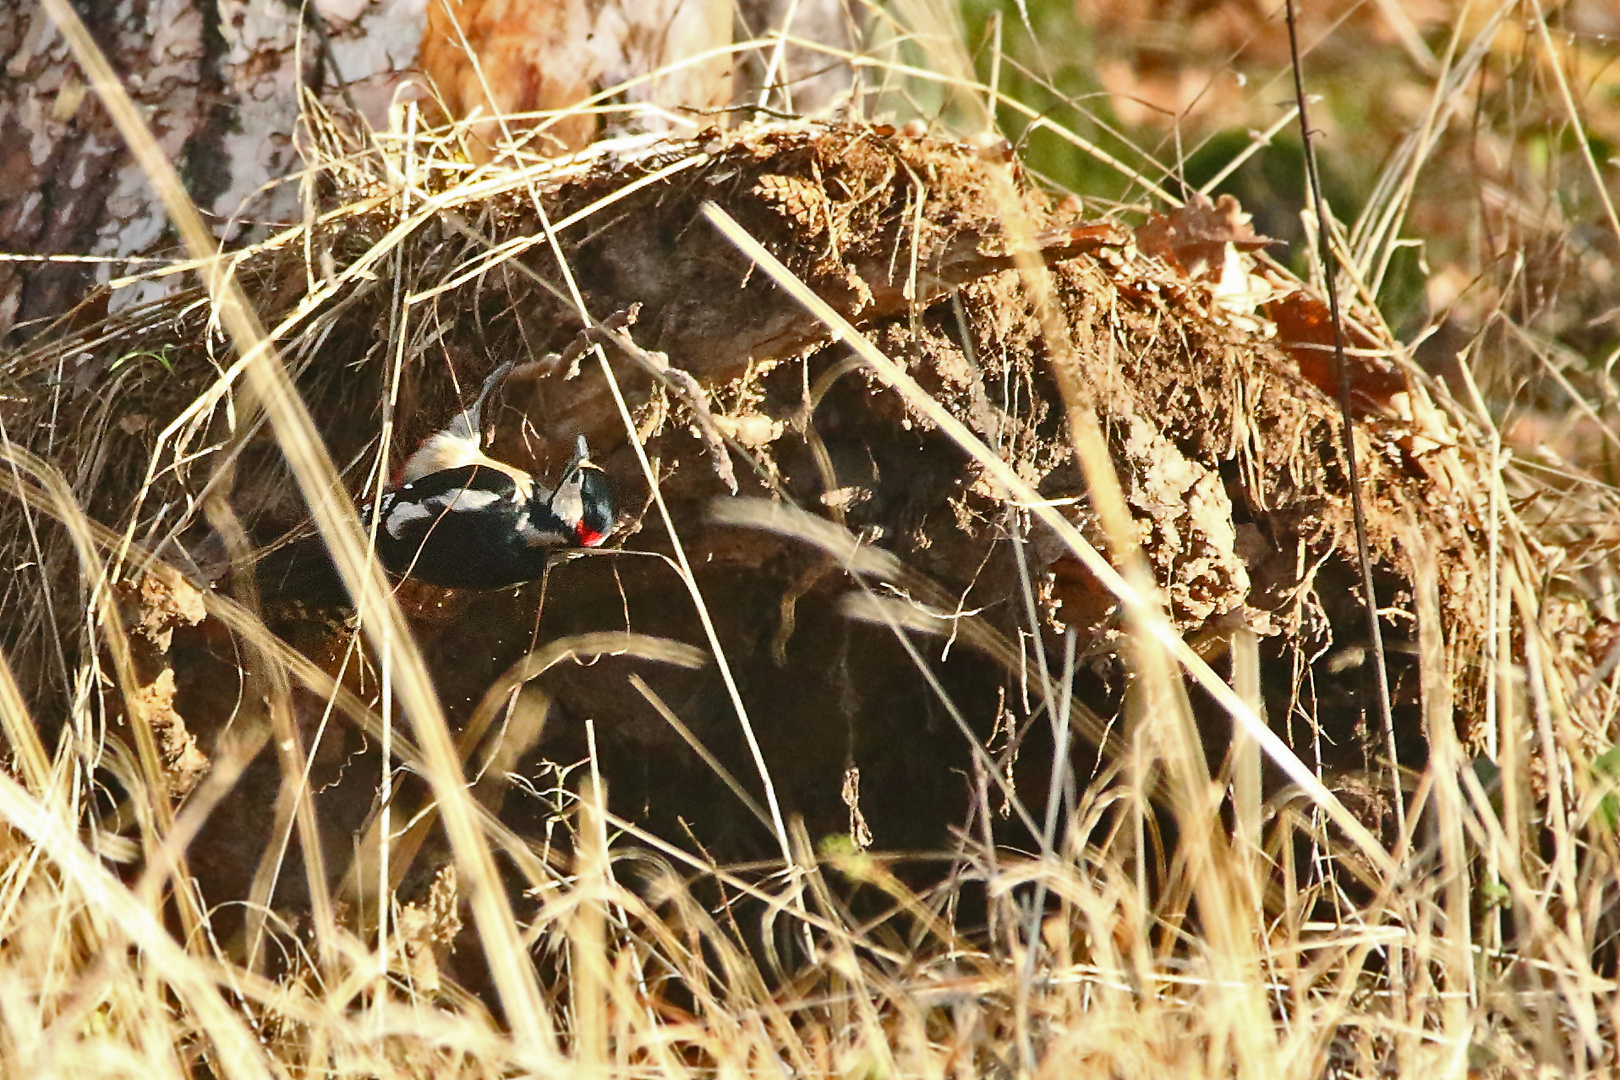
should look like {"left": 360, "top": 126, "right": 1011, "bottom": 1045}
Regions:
{"left": 540, "top": 435, "right": 614, "bottom": 548}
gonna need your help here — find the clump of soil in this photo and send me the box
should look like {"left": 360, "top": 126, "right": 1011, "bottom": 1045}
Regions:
{"left": 0, "top": 119, "right": 1588, "bottom": 934}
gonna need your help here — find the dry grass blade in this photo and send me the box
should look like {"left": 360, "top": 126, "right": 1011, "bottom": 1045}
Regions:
{"left": 0, "top": 440, "right": 208, "bottom": 944}
{"left": 6, "top": 1, "right": 1618, "bottom": 1072}
{"left": 0, "top": 769, "right": 273, "bottom": 1080}
{"left": 0, "top": 457, "right": 582, "bottom": 913}
{"left": 38, "top": 0, "right": 556, "bottom": 1055}
{"left": 340, "top": 632, "right": 707, "bottom": 904}
{"left": 428, "top": 137, "right": 804, "bottom": 881}
{"left": 712, "top": 494, "right": 1120, "bottom": 767}
{"left": 710, "top": 497, "right": 905, "bottom": 581}
{"left": 630, "top": 673, "right": 774, "bottom": 832}
{"left": 701, "top": 199, "right": 1398, "bottom": 881}
{"left": 0, "top": 645, "right": 51, "bottom": 799}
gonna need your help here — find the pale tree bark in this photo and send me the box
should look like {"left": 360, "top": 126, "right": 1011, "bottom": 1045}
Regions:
{"left": 0, "top": 0, "right": 426, "bottom": 343}
{"left": 0, "top": 0, "right": 858, "bottom": 343}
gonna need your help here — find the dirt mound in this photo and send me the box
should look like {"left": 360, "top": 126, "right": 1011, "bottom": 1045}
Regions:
{"left": 0, "top": 120, "right": 1592, "bottom": 932}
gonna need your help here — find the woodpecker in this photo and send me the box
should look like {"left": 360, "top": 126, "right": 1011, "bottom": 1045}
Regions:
{"left": 372, "top": 362, "right": 614, "bottom": 589}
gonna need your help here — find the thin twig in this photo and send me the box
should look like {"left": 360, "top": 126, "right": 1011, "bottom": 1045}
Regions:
{"left": 1282, "top": 0, "right": 1404, "bottom": 840}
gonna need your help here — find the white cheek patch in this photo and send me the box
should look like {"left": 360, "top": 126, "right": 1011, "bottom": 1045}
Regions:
{"left": 549, "top": 479, "right": 584, "bottom": 529}
{"left": 384, "top": 500, "right": 433, "bottom": 539}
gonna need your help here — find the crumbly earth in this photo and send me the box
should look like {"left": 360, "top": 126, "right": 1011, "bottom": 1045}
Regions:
{"left": 0, "top": 120, "right": 1554, "bottom": 930}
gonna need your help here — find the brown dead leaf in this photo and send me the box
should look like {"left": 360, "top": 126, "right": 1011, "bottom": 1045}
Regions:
{"left": 1266, "top": 290, "right": 1406, "bottom": 408}
{"left": 1134, "top": 193, "right": 1276, "bottom": 278}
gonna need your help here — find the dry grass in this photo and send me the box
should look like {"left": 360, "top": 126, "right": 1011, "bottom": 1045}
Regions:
{"left": 3, "top": 1, "right": 1620, "bottom": 1077}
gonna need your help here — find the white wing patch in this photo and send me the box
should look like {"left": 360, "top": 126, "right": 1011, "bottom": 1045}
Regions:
{"left": 384, "top": 500, "right": 433, "bottom": 538}
{"left": 427, "top": 488, "right": 502, "bottom": 513}
{"left": 384, "top": 487, "right": 504, "bottom": 539}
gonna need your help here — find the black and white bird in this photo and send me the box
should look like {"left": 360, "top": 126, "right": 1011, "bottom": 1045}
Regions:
{"left": 372, "top": 362, "right": 614, "bottom": 589}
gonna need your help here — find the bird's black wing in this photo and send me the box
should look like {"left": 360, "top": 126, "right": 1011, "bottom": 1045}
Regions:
{"left": 373, "top": 464, "right": 548, "bottom": 587}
